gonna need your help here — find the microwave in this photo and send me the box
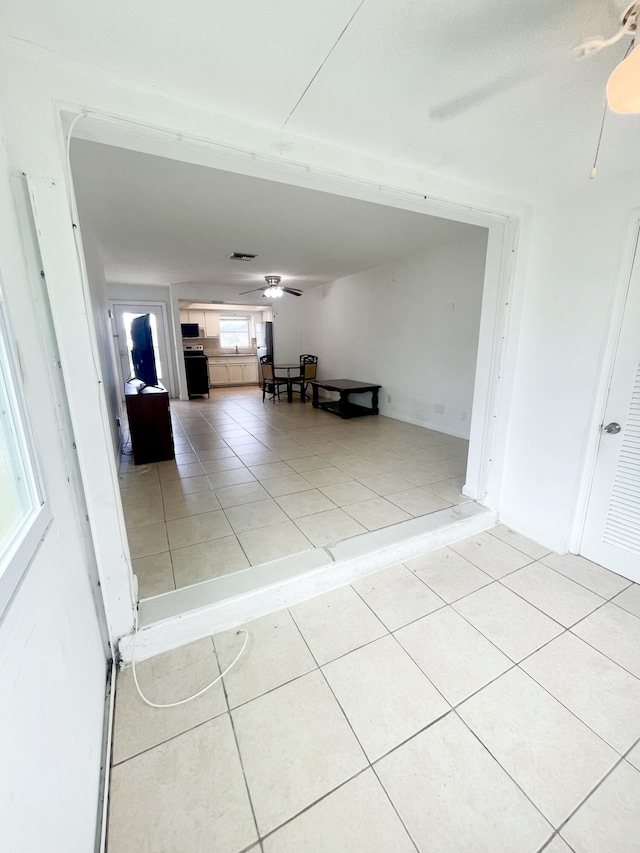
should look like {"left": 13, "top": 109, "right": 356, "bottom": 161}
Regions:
{"left": 181, "top": 323, "right": 200, "bottom": 338}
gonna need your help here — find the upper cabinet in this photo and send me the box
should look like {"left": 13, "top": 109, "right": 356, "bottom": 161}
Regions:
{"left": 180, "top": 309, "right": 221, "bottom": 338}
{"left": 204, "top": 312, "right": 219, "bottom": 337}
{"left": 188, "top": 310, "right": 206, "bottom": 335}
{"left": 180, "top": 307, "right": 264, "bottom": 340}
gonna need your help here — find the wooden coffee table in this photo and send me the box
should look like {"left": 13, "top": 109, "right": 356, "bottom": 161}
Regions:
{"left": 311, "top": 379, "right": 381, "bottom": 419}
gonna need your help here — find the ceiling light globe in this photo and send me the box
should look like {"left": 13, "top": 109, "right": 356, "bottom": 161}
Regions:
{"left": 607, "top": 44, "right": 640, "bottom": 112}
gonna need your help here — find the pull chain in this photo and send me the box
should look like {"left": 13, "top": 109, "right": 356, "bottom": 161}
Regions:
{"left": 590, "top": 38, "right": 635, "bottom": 179}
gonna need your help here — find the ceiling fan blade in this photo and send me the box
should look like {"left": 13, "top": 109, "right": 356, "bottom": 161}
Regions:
{"left": 238, "top": 287, "right": 266, "bottom": 295}
{"left": 282, "top": 287, "right": 303, "bottom": 296}
{"left": 429, "top": 50, "right": 568, "bottom": 122}
{"left": 430, "top": 67, "right": 536, "bottom": 121}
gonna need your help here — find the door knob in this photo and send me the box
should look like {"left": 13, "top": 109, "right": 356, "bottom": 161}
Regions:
{"left": 604, "top": 422, "right": 621, "bottom": 434}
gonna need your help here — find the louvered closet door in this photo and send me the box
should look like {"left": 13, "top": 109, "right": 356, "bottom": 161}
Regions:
{"left": 581, "top": 233, "right": 640, "bottom": 582}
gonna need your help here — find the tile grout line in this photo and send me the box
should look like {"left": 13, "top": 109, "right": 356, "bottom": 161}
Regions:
{"left": 229, "top": 592, "right": 371, "bottom": 845}
{"left": 452, "top": 706, "right": 557, "bottom": 838}
{"left": 550, "top": 732, "right": 640, "bottom": 842}
{"left": 275, "top": 607, "right": 422, "bottom": 850}
{"left": 211, "top": 639, "right": 263, "bottom": 849}
{"left": 407, "top": 562, "right": 640, "bottom": 758}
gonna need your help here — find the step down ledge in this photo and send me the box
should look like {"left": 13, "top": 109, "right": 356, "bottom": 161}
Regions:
{"left": 119, "top": 501, "right": 496, "bottom": 665}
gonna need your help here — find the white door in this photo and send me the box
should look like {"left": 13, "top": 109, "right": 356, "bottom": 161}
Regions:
{"left": 112, "top": 303, "right": 173, "bottom": 398}
{"left": 581, "top": 230, "right": 640, "bottom": 581}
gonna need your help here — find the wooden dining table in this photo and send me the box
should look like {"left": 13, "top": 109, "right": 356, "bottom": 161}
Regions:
{"left": 273, "top": 363, "right": 301, "bottom": 403}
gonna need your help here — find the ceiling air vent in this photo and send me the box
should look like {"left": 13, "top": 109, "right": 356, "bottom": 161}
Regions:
{"left": 229, "top": 252, "right": 257, "bottom": 261}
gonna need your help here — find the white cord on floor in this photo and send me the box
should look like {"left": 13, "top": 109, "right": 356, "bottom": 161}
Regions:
{"left": 130, "top": 609, "right": 249, "bottom": 709}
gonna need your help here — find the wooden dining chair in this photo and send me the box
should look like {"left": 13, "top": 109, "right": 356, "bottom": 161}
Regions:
{"left": 291, "top": 354, "right": 318, "bottom": 401}
{"left": 260, "top": 356, "right": 288, "bottom": 403}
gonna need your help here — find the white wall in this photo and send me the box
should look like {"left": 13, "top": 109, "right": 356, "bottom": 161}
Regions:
{"left": 0, "top": 47, "right": 137, "bottom": 644}
{"left": 109, "top": 282, "right": 172, "bottom": 303}
{"left": 500, "top": 172, "right": 640, "bottom": 552}
{"left": 83, "top": 232, "right": 122, "bottom": 457}
{"left": 0, "top": 34, "right": 634, "bottom": 620}
{"left": 275, "top": 227, "right": 488, "bottom": 438}
{"left": 0, "top": 116, "right": 107, "bottom": 853}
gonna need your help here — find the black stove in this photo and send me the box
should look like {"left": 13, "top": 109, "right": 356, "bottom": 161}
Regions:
{"left": 183, "top": 346, "right": 209, "bottom": 398}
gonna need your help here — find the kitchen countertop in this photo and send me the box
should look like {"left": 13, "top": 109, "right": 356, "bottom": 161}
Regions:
{"left": 206, "top": 353, "right": 258, "bottom": 357}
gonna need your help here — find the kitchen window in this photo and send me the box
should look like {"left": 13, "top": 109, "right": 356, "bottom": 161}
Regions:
{"left": 0, "top": 281, "right": 50, "bottom": 614}
{"left": 219, "top": 317, "right": 251, "bottom": 349}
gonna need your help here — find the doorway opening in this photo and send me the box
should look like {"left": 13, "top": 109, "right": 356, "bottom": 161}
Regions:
{"left": 112, "top": 302, "right": 175, "bottom": 399}
{"left": 65, "top": 110, "right": 517, "bottom": 649}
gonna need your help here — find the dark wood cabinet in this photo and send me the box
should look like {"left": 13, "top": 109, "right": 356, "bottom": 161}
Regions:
{"left": 124, "top": 381, "right": 174, "bottom": 464}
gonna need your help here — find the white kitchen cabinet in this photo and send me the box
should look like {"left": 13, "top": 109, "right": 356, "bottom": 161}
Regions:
{"left": 188, "top": 310, "right": 206, "bottom": 336}
{"left": 228, "top": 362, "right": 244, "bottom": 384}
{"left": 241, "top": 360, "right": 258, "bottom": 383}
{"left": 179, "top": 309, "right": 189, "bottom": 325}
{"left": 208, "top": 359, "right": 229, "bottom": 385}
{"left": 204, "top": 312, "right": 219, "bottom": 337}
{"left": 208, "top": 356, "right": 259, "bottom": 386}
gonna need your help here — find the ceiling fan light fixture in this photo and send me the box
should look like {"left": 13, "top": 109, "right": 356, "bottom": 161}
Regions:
{"left": 607, "top": 43, "right": 640, "bottom": 112}
{"left": 264, "top": 275, "right": 284, "bottom": 298}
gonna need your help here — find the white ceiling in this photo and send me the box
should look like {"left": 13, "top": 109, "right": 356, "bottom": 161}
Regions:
{"left": 70, "top": 139, "right": 480, "bottom": 299}
{"left": 4, "top": 0, "right": 640, "bottom": 197}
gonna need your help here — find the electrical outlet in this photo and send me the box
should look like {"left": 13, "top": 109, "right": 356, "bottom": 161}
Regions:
{"left": 461, "top": 411, "right": 467, "bottom": 421}
{"left": 387, "top": 394, "right": 392, "bottom": 403}
{"left": 434, "top": 404, "right": 445, "bottom": 414}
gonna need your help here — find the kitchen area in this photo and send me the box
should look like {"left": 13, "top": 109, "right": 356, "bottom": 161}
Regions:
{"left": 179, "top": 301, "right": 272, "bottom": 397}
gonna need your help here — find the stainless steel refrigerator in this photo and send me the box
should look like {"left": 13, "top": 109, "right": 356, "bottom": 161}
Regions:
{"left": 256, "top": 321, "right": 273, "bottom": 381}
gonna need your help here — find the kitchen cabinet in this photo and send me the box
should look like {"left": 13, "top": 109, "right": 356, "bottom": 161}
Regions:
{"left": 208, "top": 359, "right": 229, "bottom": 385}
{"left": 228, "top": 362, "right": 244, "bottom": 384}
{"left": 204, "top": 312, "right": 219, "bottom": 337}
{"left": 180, "top": 309, "right": 207, "bottom": 336}
{"left": 208, "top": 356, "right": 258, "bottom": 386}
{"left": 188, "top": 310, "right": 206, "bottom": 336}
{"left": 241, "top": 360, "right": 258, "bottom": 383}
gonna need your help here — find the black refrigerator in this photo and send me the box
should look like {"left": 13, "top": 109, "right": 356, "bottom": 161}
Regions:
{"left": 256, "top": 321, "right": 273, "bottom": 381}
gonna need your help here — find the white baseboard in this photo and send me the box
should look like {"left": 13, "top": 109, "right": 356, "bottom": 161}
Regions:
{"left": 118, "top": 501, "right": 496, "bottom": 665}
{"left": 96, "top": 661, "right": 116, "bottom": 853}
{"left": 379, "top": 409, "right": 471, "bottom": 440}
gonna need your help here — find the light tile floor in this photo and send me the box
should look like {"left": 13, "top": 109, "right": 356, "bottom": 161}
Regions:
{"left": 107, "top": 531, "right": 640, "bottom": 852}
{"left": 120, "top": 387, "right": 471, "bottom": 596}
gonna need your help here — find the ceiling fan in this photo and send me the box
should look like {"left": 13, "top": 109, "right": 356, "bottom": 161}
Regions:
{"left": 576, "top": 1, "right": 640, "bottom": 113}
{"left": 239, "top": 275, "right": 303, "bottom": 299}
{"left": 429, "top": 1, "right": 640, "bottom": 121}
